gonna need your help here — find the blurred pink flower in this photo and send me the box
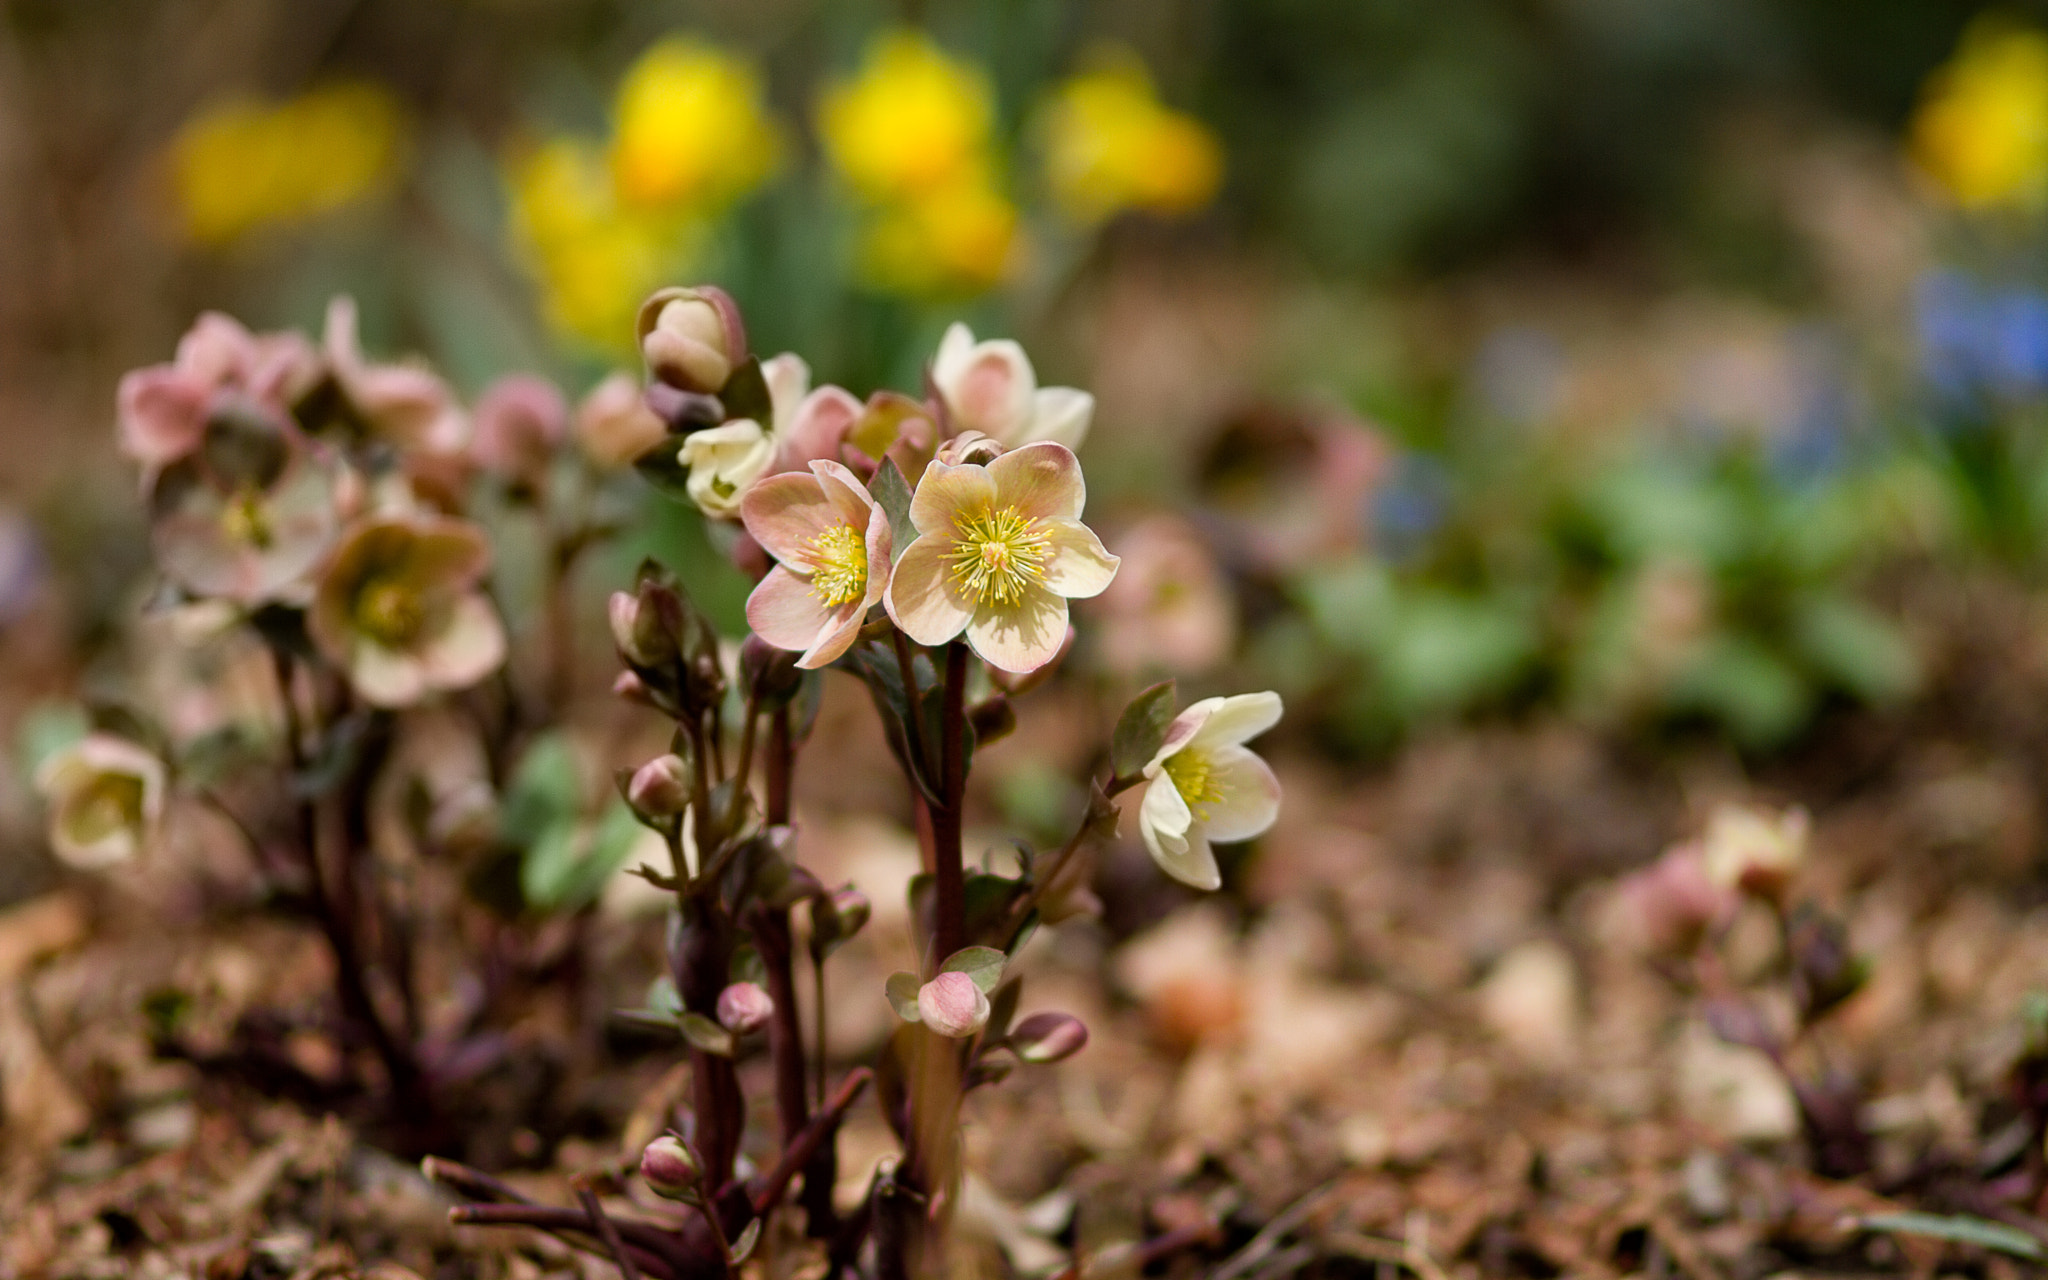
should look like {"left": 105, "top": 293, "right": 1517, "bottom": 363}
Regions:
{"left": 931, "top": 323, "right": 1093, "bottom": 449}
{"left": 471, "top": 373, "right": 567, "bottom": 483}
{"left": 323, "top": 296, "right": 469, "bottom": 454}
{"left": 308, "top": 514, "right": 506, "bottom": 707}
{"left": 1617, "top": 840, "right": 1736, "bottom": 958}
{"left": 1091, "top": 515, "right": 1236, "bottom": 676}
{"left": 575, "top": 372, "right": 669, "bottom": 468}
{"left": 117, "top": 312, "right": 319, "bottom": 469}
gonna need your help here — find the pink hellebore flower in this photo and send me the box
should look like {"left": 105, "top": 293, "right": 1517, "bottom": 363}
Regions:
{"left": 1618, "top": 840, "right": 1736, "bottom": 959}
{"left": 740, "top": 460, "right": 892, "bottom": 669}
{"left": 471, "top": 374, "right": 567, "bottom": 482}
{"left": 117, "top": 312, "right": 319, "bottom": 469}
{"left": 1137, "top": 692, "right": 1284, "bottom": 891}
{"left": 323, "top": 297, "right": 470, "bottom": 454}
{"left": 931, "top": 322, "right": 1093, "bottom": 450}
{"left": 575, "top": 372, "right": 669, "bottom": 468}
{"left": 34, "top": 734, "right": 166, "bottom": 870}
{"left": 308, "top": 515, "right": 507, "bottom": 708}
{"left": 886, "top": 442, "right": 1118, "bottom": 674}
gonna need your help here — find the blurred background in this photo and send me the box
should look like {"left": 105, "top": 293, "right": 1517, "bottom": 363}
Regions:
{"left": 5, "top": 0, "right": 2048, "bottom": 809}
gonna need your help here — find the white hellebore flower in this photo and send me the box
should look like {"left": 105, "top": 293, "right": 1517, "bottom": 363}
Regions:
{"left": 676, "top": 352, "right": 863, "bottom": 519}
{"left": 34, "top": 734, "right": 167, "bottom": 870}
{"left": 1138, "top": 692, "right": 1283, "bottom": 891}
{"left": 931, "top": 322, "right": 1094, "bottom": 450}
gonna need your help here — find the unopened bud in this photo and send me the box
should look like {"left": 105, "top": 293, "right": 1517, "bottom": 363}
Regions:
{"left": 611, "top": 581, "right": 684, "bottom": 673}
{"left": 1788, "top": 906, "right": 1866, "bottom": 1023}
{"left": 829, "top": 886, "right": 871, "bottom": 938}
{"left": 639, "top": 287, "right": 745, "bottom": 394}
{"left": 612, "top": 670, "right": 656, "bottom": 707}
{"left": 741, "top": 634, "right": 803, "bottom": 706}
{"left": 627, "top": 755, "right": 692, "bottom": 818}
{"left": 1009, "top": 1011, "right": 1089, "bottom": 1063}
{"left": 716, "top": 981, "right": 775, "bottom": 1035}
{"left": 576, "top": 372, "right": 669, "bottom": 468}
{"left": 917, "top": 971, "right": 990, "bottom": 1039}
{"left": 640, "top": 1135, "right": 699, "bottom": 1198}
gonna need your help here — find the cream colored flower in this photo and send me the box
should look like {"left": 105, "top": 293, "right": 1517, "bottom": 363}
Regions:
{"left": 885, "top": 442, "right": 1118, "bottom": 673}
{"left": 308, "top": 515, "right": 507, "bottom": 708}
{"left": 931, "top": 323, "right": 1092, "bottom": 449}
{"left": 1137, "top": 692, "right": 1283, "bottom": 890}
{"left": 741, "top": 460, "right": 891, "bottom": 668}
{"left": 678, "top": 420, "right": 774, "bottom": 517}
{"left": 35, "top": 734, "right": 166, "bottom": 870}
{"left": 1700, "top": 803, "right": 1807, "bottom": 903}
{"left": 674, "top": 352, "right": 862, "bottom": 518}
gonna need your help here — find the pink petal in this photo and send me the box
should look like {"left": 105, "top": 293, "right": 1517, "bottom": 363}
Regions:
{"left": 885, "top": 534, "right": 974, "bottom": 646}
{"left": 117, "top": 367, "right": 210, "bottom": 466}
{"left": 1038, "top": 519, "right": 1119, "bottom": 599}
{"left": 987, "top": 442, "right": 1086, "bottom": 522}
{"left": 943, "top": 340, "right": 1034, "bottom": 440}
{"left": 963, "top": 587, "right": 1069, "bottom": 674}
{"left": 747, "top": 565, "right": 836, "bottom": 655}
{"left": 908, "top": 459, "right": 995, "bottom": 535}
{"left": 741, "top": 471, "right": 843, "bottom": 569}
{"left": 800, "top": 599, "right": 869, "bottom": 669}
{"left": 778, "top": 387, "right": 863, "bottom": 473}
{"left": 175, "top": 312, "right": 258, "bottom": 385}
{"left": 811, "top": 459, "right": 879, "bottom": 531}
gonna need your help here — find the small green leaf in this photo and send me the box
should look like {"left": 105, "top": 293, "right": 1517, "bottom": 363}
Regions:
{"left": 885, "top": 971, "right": 923, "bottom": 1021}
{"left": 1110, "top": 680, "right": 1177, "bottom": 780}
{"left": 939, "top": 946, "right": 1007, "bottom": 994}
{"left": 678, "top": 1011, "right": 736, "bottom": 1057}
{"left": 727, "top": 1215, "right": 763, "bottom": 1266}
{"left": 869, "top": 458, "right": 918, "bottom": 566}
{"left": 1855, "top": 1212, "right": 2044, "bottom": 1259}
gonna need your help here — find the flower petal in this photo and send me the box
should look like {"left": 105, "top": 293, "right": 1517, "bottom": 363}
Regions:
{"left": 419, "top": 593, "right": 508, "bottom": 693}
{"left": 1039, "top": 518, "right": 1119, "bottom": 598}
{"left": 944, "top": 339, "right": 1035, "bottom": 440}
{"left": 886, "top": 534, "right": 974, "bottom": 645}
{"left": 348, "top": 640, "right": 431, "bottom": 709}
{"left": 1139, "top": 774, "right": 1222, "bottom": 890}
{"left": 778, "top": 386, "right": 863, "bottom": 472}
{"left": 748, "top": 565, "right": 836, "bottom": 655}
{"left": 812, "top": 459, "right": 879, "bottom": 530}
{"left": 763, "top": 352, "right": 812, "bottom": 427}
{"left": 908, "top": 458, "right": 995, "bottom": 535}
{"left": 964, "top": 587, "right": 1069, "bottom": 674}
{"left": 931, "top": 322, "right": 976, "bottom": 391}
{"left": 1190, "top": 691, "right": 1284, "bottom": 750}
{"left": 742, "top": 470, "right": 843, "bottom": 568}
{"left": 801, "top": 600, "right": 870, "bottom": 669}
{"left": 1023, "top": 386, "right": 1094, "bottom": 449}
{"left": 987, "top": 441, "right": 1085, "bottom": 522}
{"left": 1200, "top": 744, "right": 1283, "bottom": 842}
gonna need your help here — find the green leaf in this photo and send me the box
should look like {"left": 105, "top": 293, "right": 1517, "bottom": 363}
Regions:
{"left": 678, "top": 1011, "right": 735, "bottom": 1057}
{"left": 869, "top": 458, "right": 918, "bottom": 565}
{"left": 939, "top": 946, "right": 1007, "bottom": 994}
{"left": 1110, "top": 680, "right": 1177, "bottom": 780}
{"left": 1855, "top": 1212, "right": 2044, "bottom": 1259}
{"left": 1790, "top": 593, "right": 1919, "bottom": 705}
{"left": 520, "top": 801, "right": 643, "bottom": 912}
{"left": 727, "top": 1216, "right": 763, "bottom": 1266}
{"left": 885, "top": 971, "right": 923, "bottom": 1021}
{"left": 501, "top": 733, "right": 583, "bottom": 839}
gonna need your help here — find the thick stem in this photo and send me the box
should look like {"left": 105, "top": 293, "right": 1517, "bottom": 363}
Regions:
{"left": 929, "top": 642, "right": 969, "bottom": 970}
{"left": 677, "top": 895, "right": 743, "bottom": 1188}
{"left": 750, "top": 906, "right": 810, "bottom": 1148}
{"left": 766, "top": 707, "right": 793, "bottom": 827}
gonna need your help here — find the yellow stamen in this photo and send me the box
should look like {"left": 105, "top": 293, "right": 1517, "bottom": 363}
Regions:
{"left": 220, "top": 488, "right": 273, "bottom": 549}
{"left": 1162, "top": 748, "right": 1224, "bottom": 821}
{"left": 949, "top": 505, "right": 1049, "bottom": 605}
{"left": 807, "top": 523, "right": 868, "bottom": 606}
{"left": 355, "top": 578, "right": 422, "bottom": 646}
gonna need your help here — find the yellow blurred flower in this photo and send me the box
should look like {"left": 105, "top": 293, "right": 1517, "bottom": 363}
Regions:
{"left": 820, "top": 30, "right": 994, "bottom": 202}
{"left": 1909, "top": 19, "right": 2048, "bottom": 211}
{"left": 859, "top": 177, "right": 1020, "bottom": 296}
{"left": 610, "top": 36, "right": 780, "bottom": 212}
{"left": 507, "top": 138, "right": 683, "bottom": 351}
{"left": 1041, "top": 57, "right": 1222, "bottom": 223}
{"left": 170, "top": 82, "right": 407, "bottom": 245}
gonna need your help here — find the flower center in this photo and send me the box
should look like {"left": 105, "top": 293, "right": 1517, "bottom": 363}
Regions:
{"left": 807, "top": 523, "right": 868, "bottom": 606}
{"left": 220, "top": 488, "right": 273, "bottom": 549}
{"left": 355, "top": 578, "right": 423, "bottom": 646}
{"left": 949, "top": 505, "right": 1050, "bottom": 605}
{"left": 72, "top": 775, "right": 143, "bottom": 843}
{"left": 1162, "top": 748, "right": 1225, "bottom": 820}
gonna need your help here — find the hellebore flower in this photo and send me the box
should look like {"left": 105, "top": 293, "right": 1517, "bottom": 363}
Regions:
{"left": 1137, "top": 692, "right": 1283, "bottom": 891}
{"left": 639, "top": 286, "right": 747, "bottom": 396}
{"left": 117, "top": 312, "right": 320, "bottom": 469}
{"left": 148, "top": 406, "right": 348, "bottom": 605}
{"left": 886, "top": 442, "right": 1118, "bottom": 673}
{"left": 674, "top": 352, "right": 864, "bottom": 519}
{"left": 308, "top": 515, "right": 507, "bottom": 708}
{"left": 1091, "top": 515, "right": 1236, "bottom": 676}
{"left": 34, "top": 734, "right": 166, "bottom": 870}
{"left": 470, "top": 374, "right": 566, "bottom": 484}
{"left": 741, "top": 459, "right": 892, "bottom": 668}
{"left": 324, "top": 296, "right": 469, "bottom": 454}
{"left": 1701, "top": 802, "right": 1808, "bottom": 905}
{"left": 575, "top": 372, "right": 669, "bottom": 468}
{"left": 930, "top": 323, "right": 1093, "bottom": 450}
{"left": 1616, "top": 841, "right": 1736, "bottom": 959}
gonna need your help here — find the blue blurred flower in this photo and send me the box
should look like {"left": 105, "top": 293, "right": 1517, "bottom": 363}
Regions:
{"left": 1373, "top": 452, "right": 1450, "bottom": 560}
{"left": 1914, "top": 267, "right": 2048, "bottom": 414}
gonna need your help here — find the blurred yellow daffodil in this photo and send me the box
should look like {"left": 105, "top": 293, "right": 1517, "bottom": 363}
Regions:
{"left": 1041, "top": 57, "right": 1222, "bottom": 223}
{"left": 820, "top": 31, "right": 995, "bottom": 202}
{"left": 507, "top": 138, "right": 682, "bottom": 351}
{"left": 858, "top": 177, "right": 1020, "bottom": 296}
{"left": 1909, "top": 19, "right": 2048, "bottom": 211}
{"left": 170, "top": 82, "right": 407, "bottom": 246}
{"left": 610, "top": 37, "right": 780, "bottom": 212}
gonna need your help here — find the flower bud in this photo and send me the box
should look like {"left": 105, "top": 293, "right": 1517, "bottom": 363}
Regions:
{"left": 611, "top": 584, "right": 683, "bottom": 673}
{"left": 627, "top": 754, "right": 692, "bottom": 819}
{"left": 716, "top": 981, "right": 775, "bottom": 1035}
{"left": 917, "top": 971, "right": 991, "bottom": 1039}
{"left": 829, "top": 886, "right": 871, "bottom": 938}
{"left": 741, "top": 633, "right": 804, "bottom": 706}
{"left": 1009, "top": 1011, "right": 1089, "bottom": 1063}
{"left": 1701, "top": 803, "right": 1807, "bottom": 905}
{"left": 639, "top": 287, "right": 746, "bottom": 394}
{"left": 471, "top": 374, "right": 567, "bottom": 482}
{"left": 1618, "top": 842, "right": 1734, "bottom": 959}
{"left": 640, "top": 1135, "right": 699, "bottom": 1199}
{"left": 575, "top": 372, "right": 670, "bottom": 469}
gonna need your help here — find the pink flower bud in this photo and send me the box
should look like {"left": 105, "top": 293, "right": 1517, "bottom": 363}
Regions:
{"left": 716, "top": 981, "right": 775, "bottom": 1035}
{"left": 471, "top": 374, "right": 567, "bottom": 480}
{"left": 638, "top": 287, "right": 746, "bottom": 394}
{"left": 1619, "top": 841, "right": 1736, "bottom": 959}
{"left": 1008, "top": 1011, "right": 1089, "bottom": 1063}
{"left": 829, "top": 887, "right": 871, "bottom": 937}
{"left": 917, "top": 971, "right": 990, "bottom": 1039}
{"left": 640, "top": 1135, "right": 699, "bottom": 1198}
{"left": 575, "top": 372, "right": 669, "bottom": 468}
{"left": 627, "top": 754, "right": 692, "bottom": 818}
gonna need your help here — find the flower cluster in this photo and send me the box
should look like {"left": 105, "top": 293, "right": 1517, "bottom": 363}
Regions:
{"left": 507, "top": 38, "right": 778, "bottom": 350}
{"left": 168, "top": 82, "right": 408, "bottom": 246}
